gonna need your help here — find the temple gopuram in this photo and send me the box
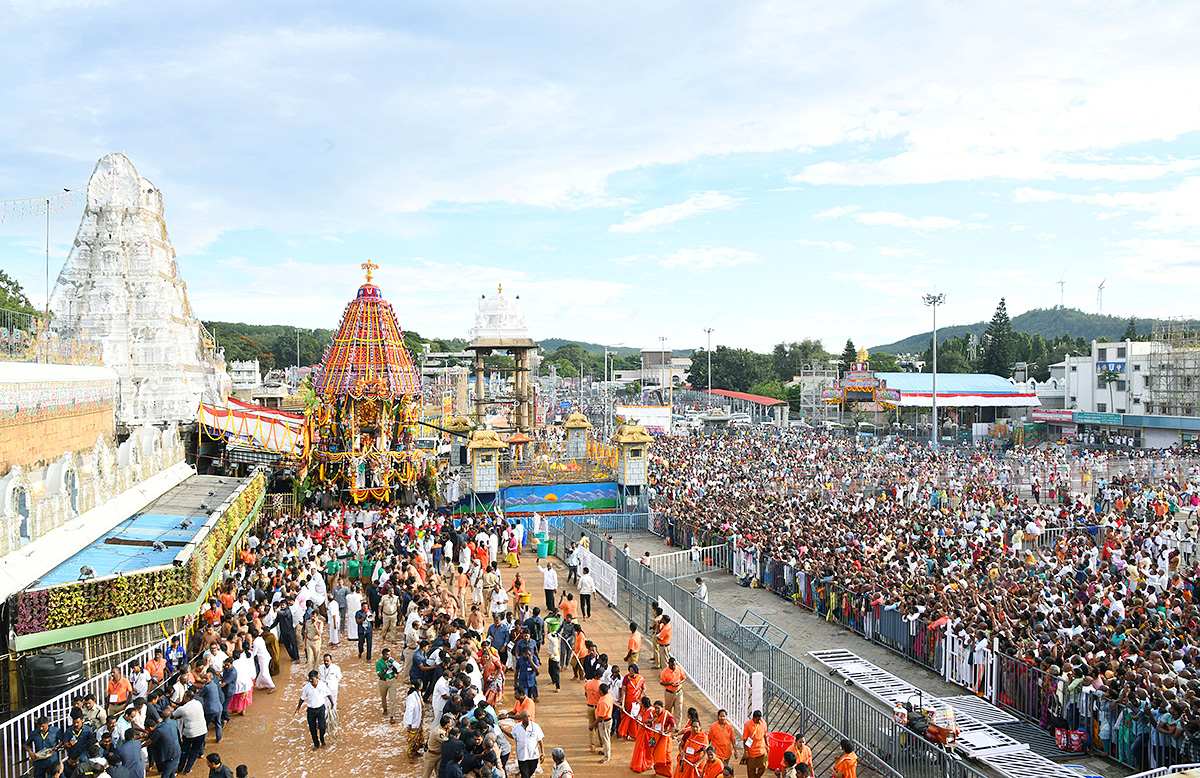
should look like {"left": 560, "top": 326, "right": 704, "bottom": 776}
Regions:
{"left": 308, "top": 261, "right": 423, "bottom": 504}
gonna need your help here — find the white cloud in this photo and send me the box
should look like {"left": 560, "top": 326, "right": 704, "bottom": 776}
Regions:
{"left": 817, "top": 206, "right": 960, "bottom": 230}
{"left": 797, "top": 238, "right": 854, "bottom": 252}
{"left": 878, "top": 247, "right": 923, "bottom": 257}
{"left": 610, "top": 191, "right": 738, "bottom": 233}
{"left": 1014, "top": 178, "right": 1200, "bottom": 232}
{"left": 659, "top": 247, "right": 759, "bottom": 270}
{"left": 830, "top": 271, "right": 929, "bottom": 300}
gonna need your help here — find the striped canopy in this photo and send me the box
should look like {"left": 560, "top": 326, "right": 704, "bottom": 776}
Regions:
{"left": 311, "top": 282, "right": 421, "bottom": 398}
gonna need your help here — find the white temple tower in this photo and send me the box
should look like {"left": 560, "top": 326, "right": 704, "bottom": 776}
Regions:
{"left": 51, "top": 154, "right": 230, "bottom": 428}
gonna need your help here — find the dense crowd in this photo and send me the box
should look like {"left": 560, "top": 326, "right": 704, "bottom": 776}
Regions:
{"left": 26, "top": 493, "right": 858, "bottom": 778}
{"left": 648, "top": 429, "right": 1200, "bottom": 769}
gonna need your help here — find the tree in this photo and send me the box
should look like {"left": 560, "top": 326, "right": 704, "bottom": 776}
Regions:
{"left": 839, "top": 339, "right": 858, "bottom": 377}
{"left": 747, "top": 379, "right": 786, "bottom": 400}
{"left": 1099, "top": 368, "right": 1121, "bottom": 413}
{"left": 1122, "top": 317, "right": 1139, "bottom": 341}
{"left": 686, "top": 345, "right": 770, "bottom": 393}
{"left": 0, "top": 270, "right": 37, "bottom": 315}
{"left": 771, "top": 339, "right": 830, "bottom": 381}
{"left": 978, "top": 298, "right": 1015, "bottom": 377}
{"left": 552, "top": 358, "right": 577, "bottom": 378}
{"left": 868, "top": 351, "right": 900, "bottom": 373}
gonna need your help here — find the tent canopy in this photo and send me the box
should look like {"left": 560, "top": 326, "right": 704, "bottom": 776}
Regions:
{"left": 875, "top": 372, "right": 1040, "bottom": 408}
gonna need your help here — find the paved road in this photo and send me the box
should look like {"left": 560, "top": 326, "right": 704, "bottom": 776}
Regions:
{"left": 619, "top": 533, "right": 1128, "bottom": 778}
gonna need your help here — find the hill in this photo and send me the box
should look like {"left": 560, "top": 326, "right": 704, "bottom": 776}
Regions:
{"left": 870, "top": 308, "right": 1158, "bottom": 355}
{"left": 539, "top": 339, "right": 643, "bottom": 357}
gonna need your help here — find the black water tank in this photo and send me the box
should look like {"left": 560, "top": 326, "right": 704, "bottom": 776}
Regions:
{"left": 21, "top": 647, "right": 85, "bottom": 706}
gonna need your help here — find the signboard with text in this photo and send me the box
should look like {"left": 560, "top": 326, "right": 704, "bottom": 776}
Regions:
{"left": 1075, "top": 411, "right": 1123, "bottom": 425}
{"left": 1032, "top": 409, "right": 1074, "bottom": 423}
{"left": 1095, "top": 361, "right": 1126, "bottom": 374}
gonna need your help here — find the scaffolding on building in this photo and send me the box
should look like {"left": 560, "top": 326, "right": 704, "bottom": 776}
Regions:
{"left": 789, "top": 362, "right": 838, "bottom": 424}
{"left": 1148, "top": 319, "right": 1200, "bottom": 417}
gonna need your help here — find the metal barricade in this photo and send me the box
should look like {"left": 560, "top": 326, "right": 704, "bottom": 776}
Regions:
{"left": 646, "top": 543, "right": 730, "bottom": 580}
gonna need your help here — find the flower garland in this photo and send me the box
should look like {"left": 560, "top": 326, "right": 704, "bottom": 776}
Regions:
{"left": 12, "top": 472, "right": 266, "bottom": 636}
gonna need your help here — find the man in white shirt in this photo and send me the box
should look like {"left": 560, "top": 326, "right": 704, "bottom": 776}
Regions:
{"left": 294, "top": 671, "right": 333, "bottom": 749}
{"left": 129, "top": 662, "right": 150, "bottom": 698}
{"left": 318, "top": 654, "right": 343, "bottom": 708}
{"left": 577, "top": 568, "right": 596, "bottom": 620}
{"left": 694, "top": 577, "right": 709, "bottom": 604}
{"left": 539, "top": 561, "right": 559, "bottom": 613}
{"left": 403, "top": 682, "right": 424, "bottom": 757}
{"left": 513, "top": 712, "right": 545, "bottom": 777}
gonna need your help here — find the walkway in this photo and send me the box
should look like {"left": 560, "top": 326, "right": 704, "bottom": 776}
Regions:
{"left": 207, "top": 548, "right": 716, "bottom": 777}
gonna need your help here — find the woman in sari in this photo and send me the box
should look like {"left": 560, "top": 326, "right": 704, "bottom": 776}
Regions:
{"left": 262, "top": 630, "right": 281, "bottom": 677}
{"left": 650, "top": 700, "right": 676, "bottom": 777}
{"left": 673, "top": 718, "right": 708, "bottom": 778}
{"left": 510, "top": 575, "right": 530, "bottom": 620}
{"left": 630, "top": 696, "right": 657, "bottom": 772}
{"left": 483, "top": 650, "right": 505, "bottom": 708}
{"left": 620, "top": 665, "right": 647, "bottom": 739}
{"left": 504, "top": 531, "right": 520, "bottom": 568}
{"left": 228, "top": 651, "right": 256, "bottom": 714}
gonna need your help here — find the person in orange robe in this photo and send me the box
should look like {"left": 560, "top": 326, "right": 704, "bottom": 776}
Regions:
{"left": 673, "top": 718, "right": 709, "bottom": 778}
{"left": 699, "top": 746, "right": 725, "bottom": 778}
{"left": 650, "top": 701, "right": 677, "bottom": 777}
{"left": 619, "top": 666, "right": 647, "bottom": 739}
{"left": 630, "top": 697, "right": 657, "bottom": 773}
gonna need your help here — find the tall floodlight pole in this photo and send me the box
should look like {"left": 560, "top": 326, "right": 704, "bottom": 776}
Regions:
{"left": 703, "top": 327, "right": 714, "bottom": 402}
{"left": 922, "top": 293, "right": 946, "bottom": 450}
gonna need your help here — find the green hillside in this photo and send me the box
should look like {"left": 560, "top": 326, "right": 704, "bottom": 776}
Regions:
{"left": 870, "top": 308, "right": 1158, "bottom": 355}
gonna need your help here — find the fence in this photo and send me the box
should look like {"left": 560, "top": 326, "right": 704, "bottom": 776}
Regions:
{"left": 550, "top": 516, "right": 969, "bottom": 778}
{"left": 657, "top": 597, "right": 754, "bottom": 726}
{"left": 0, "top": 626, "right": 188, "bottom": 778}
{"left": 0, "top": 306, "right": 103, "bottom": 366}
{"left": 645, "top": 543, "right": 730, "bottom": 580}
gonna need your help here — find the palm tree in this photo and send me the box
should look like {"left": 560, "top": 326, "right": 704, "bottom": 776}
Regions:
{"left": 1099, "top": 369, "right": 1122, "bottom": 413}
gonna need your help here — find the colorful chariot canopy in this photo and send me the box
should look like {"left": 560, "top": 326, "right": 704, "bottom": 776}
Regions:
{"left": 310, "top": 262, "right": 422, "bottom": 399}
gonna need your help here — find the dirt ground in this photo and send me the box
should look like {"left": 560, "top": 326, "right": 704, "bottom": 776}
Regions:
{"left": 199, "top": 547, "right": 716, "bottom": 777}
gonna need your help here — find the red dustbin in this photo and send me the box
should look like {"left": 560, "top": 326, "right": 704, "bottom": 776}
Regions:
{"left": 767, "top": 732, "right": 795, "bottom": 771}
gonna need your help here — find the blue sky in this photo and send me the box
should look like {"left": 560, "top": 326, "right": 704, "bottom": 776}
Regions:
{"left": 1, "top": 1, "right": 1199, "bottom": 352}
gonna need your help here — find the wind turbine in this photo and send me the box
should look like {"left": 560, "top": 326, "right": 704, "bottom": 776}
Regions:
{"left": 1097, "top": 278, "right": 1106, "bottom": 313}
{"left": 1057, "top": 271, "right": 1066, "bottom": 309}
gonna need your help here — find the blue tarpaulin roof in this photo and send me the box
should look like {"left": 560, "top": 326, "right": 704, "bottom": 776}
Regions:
{"left": 38, "top": 512, "right": 203, "bottom": 586}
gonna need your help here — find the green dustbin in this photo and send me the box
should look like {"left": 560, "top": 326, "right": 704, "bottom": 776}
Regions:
{"left": 537, "top": 540, "right": 549, "bottom": 558}
{"left": 546, "top": 616, "right": 562, "bottom": 633}
{"left": 546, "top": 538, "right": 557, "bottom": 556}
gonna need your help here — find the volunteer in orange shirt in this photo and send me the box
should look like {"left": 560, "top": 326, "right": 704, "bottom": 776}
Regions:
{"left": 510, "top": 687, "right": 536, "bottom": 722}
{"left": 625, "top": 621, "right": 642, "bottom": 664}
{"left": 145, "top": 649, "right": 167, "bottom": 685}
{"left": 592, "top": 681, "right": 615, "bottom": 763}
{"left": 787, "top": 732, "right": 812, "bottom": 776}
{"left": 105, "top": 667, "right": 133, "bottom": 716}
{"left": 655, "top": 616, "right": 673, "bottom": 669}
{"left": 585, "top": 677, "right": 602, "bottom": 753}
{"left": 707, "top": 709, "right": 738, "bottom": 764}
{"left": 559, "top": 593, "right": 578, "bottom": 620}
{"left": 659, "top": 658, "right": 686, "bottom": 724}
{"left": 831, "top": 739, "right": 857, "bottom": 778}
{"left": 741, "top": 710, "right": 768, "bottom": 778}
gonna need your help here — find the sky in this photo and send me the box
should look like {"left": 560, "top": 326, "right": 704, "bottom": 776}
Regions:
{"left": 1, "top": 1, "right": 1199, "bottom": 353}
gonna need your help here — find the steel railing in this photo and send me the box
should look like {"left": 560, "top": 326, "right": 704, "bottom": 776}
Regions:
{"left": 0, "top": 626, "right": 188, "bottom": 778}
{"left": 549, "top": 516, "right": 960, "bottom": 778}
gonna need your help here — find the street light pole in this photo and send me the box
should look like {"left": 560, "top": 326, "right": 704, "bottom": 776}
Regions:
{"left": 703, "top": 327, "right": 714, "bottom": 403}
{"left": 923, "top": 293, "right": 946, "bottom": 450}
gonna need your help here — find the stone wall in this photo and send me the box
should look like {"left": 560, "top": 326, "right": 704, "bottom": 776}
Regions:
{"left": 0, "top": 407, "right": 113, "bottom": 474}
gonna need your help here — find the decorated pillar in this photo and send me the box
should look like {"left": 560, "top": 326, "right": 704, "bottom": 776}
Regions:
{"left": 564, "top": 412, "right": 592, "bottom": 458}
